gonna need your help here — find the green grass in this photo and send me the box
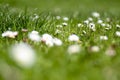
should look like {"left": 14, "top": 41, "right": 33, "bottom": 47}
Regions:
{"left": 0, "top": 0, "right": 120, "bottom": 80}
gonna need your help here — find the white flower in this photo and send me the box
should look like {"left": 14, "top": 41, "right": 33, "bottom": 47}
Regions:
{"left": 115, "top": 31, "right": 120, "bottom": 37}
{"left": 92, "top": 12, "right": 100, "bottom": 18}
{"left": 101, "top": 23, "right": 106, "bottom": 27}
{"left": 55, "top": 29, "right": 61, "bottom": 34}
{"left": 28, "top": 30, "right": 41, "bottom": 42}
{"left": 41, "top": 33, "right": 54, "bottom": 47}
{"left": 67, "top": 45, "right": 81, "bottom": 54}
{"left": 90, "top": 46, "right": 100, "bottom": 52}
{"left": 53, "top": 38, "right": 62, "bottom": 46}
{"left": 45, "top": 40, "right": 54, "bottom": 47}
{"left": 2, "top": 31, "right": 18, "bottom": 38}
{"left": 62, "top": 22, "right": 68, "bottom": 26}
{"left": 89, "top": 23, "right": 96, "bottom": 31}
{"left": 84, "top": 20, "right": 89, "bottom": 24}
{"left": 88, "top": 17, "right": 93, "bottom": 21}
{"left": 97, "top": 19, "right": 103, "bottom": 24}
{"left": 77, "top": 23, "right": 83, "bottom": 27}
{"left": 100, "top": 36, "right": 108, "bottom": 40}
{"left": 56, "top": 16, "right": 61, "bottom": 20}
{"left": 68, "top": 34, "right": 79, "bottom": 42}
{"left": 63, "top": 17, "right": 69, "bottom": 21}
{"left": 41, "top": 33, "right": 53, "bottom": 42}
{"left": 105, "top": 47, "right": 116, "bottom": 57}
{"left": 10, "top": 42, "right": 36, "bottom": 68}
{"left": 116, "top": 24, "right": 120, "bottom": 28}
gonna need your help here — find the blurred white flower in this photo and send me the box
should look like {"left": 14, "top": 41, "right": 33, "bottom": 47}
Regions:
{"left": 56, "top": 16, "right": 61, "bottom": 20}
{"left": 63, "top": 17, "right": 69, "bottom": 21}
{"left": 89, "top": 23, "right": 96, "bottom": 31}
{"left": 77, "top": 23, "right": 83, "bottom": 27}
{"left": 88, "top": 17, "right": 93, "bottom": 21}
{"left": 21, "top": 29, "right": 28, "bottom": 32}
{"left": 100, "top": 36, "right": 108, "bottom": 40}
{"left": 116, "top": 24, "right": 120, "bottom": 28}
{"left": 115, "top": 31, "right": 120, "bottom": 37}
{"left": 67, "top": 45, "right": 81, "bottom": 54}
{"left": 105, "top": 47, "right": 116, "bottom": 57}
{"left": 68, "top": 34, "right": 79, "bottom": 42}
{"left": 10, "top": 42, "right": 36, "bottom": 68}
{"left": 101, "top": 23, "right": 106, "bottom": 27}
{"left": 53, "top": 38, "right": 62, "bottom": 46}
{"left": 106, "top": 18, "right": 111, "bottom": 22}
{"left": 55, "top": 29, "right": 61, "bottom": 34}
{"left": 84, "top": 20, "right": 89, "bottom": 24}
{"left": 62, "top": 22, "right": 68, "bottom": 26}
{"left": 41, "top": 33, "right": 54, "bottom": 47}
{"left": 97, "top": 19, "right": 103, "bottom": 24}
{"left": 28, "top": 30, "right": 41, "bottom": 42}
{"left": 90, "top": 46, "right": 100, "bottom": 52}
{"left": 41, "top": 33, "right": 53, "bottom": 42}
{"left": 45, "top": 40, "right": 54, "bottom": 47}
{"left": 2, "top": 31, "right": 18, "bottom": 38}
{"left": 56, "top": 25, "right": 63, "bottom": 28}
{"left": 92, "top": 12, "right": 100, "bottom": 18}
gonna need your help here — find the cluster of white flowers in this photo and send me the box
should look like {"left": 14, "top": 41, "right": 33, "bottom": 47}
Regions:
{"left": 41, "top": 33, "right": 62, "bottom": 47}
{"left": 2, "top": 31, "right": 18, "bottom": 38}
{"left": 10, "top": 42, "right": 36, "bottom": 68}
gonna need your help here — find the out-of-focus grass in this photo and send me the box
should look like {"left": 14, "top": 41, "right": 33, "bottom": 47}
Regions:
{"left": 1, "top": 0, "right": 120, "bottom": 14}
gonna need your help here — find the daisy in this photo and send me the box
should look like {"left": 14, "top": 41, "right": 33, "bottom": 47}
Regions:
{"left": 63, "top": 17, "right": 69, "bottom": 21}
{"left": 2, "top": 31, "right": 18, "bottom": 38}
{"left": 28, "top": 30, "right": 41, "bottom": 42}
{"left": 92, "top": 12, "right": 100, "bottom": 18}
{"left": 68, "top": 34, "right": 79, "bottom": 42}
{"left": 88, "top": 17, "right": 93, "bottom": 21}
{"left": 105, "top": 46, "right": 116, "bottom": 57}
{"left": 67, "top": 44, "right": 81, "bottom": 54}
{"left": 41, "top": 33, "right": 53, "bottom": 42}
{"left": 97, "top": 19, "right": 103, "bottom": 24}
{"left": 84, "top": 20, "right": 89, "bottom": 24}
{"left": 56, "top": 16, "right": 61, "bottom": 20}
{"left": 10, "top": 42, "right": 36, "bottom": 68}
{"left": 115, "top": 31, "right": 120, "bottom": 37}
{"left": 116, "top": 24, "right": 120, "bottom": 28}
{"left": 77, "top": 23, "right": 83, "bottom": 27}
{"left": 100, "top": 36, "right": 108, "bottom": 40}
{"left": 62, "top": 22, "right": 68, "bottom": 26}
{"left": 89, "top": 23, "right": 96, "bottom": 31}
{"left": 53, "top": 38, "right": 62, "bottom": 46}
{"left": 90, "top": 46, "right": 100, "bottom": 52}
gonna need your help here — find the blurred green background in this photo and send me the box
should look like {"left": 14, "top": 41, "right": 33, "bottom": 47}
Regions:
{"left": 0, "top": 0, "right": 120, "bottom": 13}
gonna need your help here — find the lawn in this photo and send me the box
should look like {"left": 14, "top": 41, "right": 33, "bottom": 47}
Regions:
{"left": 0, "top": 0, "right": 120, "bottom": 80}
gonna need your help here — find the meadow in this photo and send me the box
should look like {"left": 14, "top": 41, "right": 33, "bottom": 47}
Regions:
{"left": 0, "top": 0, "right": 120, "bottom": 80}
